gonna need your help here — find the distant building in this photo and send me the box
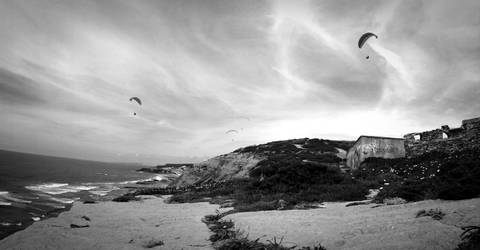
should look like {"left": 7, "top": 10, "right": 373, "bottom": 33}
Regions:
{"left": 404, "top": 117, "right": 480, "bottom": 157}
{"left": 346, "top": 136, "right": 405, "bottom": 169}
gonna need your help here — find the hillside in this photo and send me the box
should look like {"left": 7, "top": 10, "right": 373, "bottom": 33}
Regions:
{"left": 172, "top": 138, "right": 354, "bottom": 188}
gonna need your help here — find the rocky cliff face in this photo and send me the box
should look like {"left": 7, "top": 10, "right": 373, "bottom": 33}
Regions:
{"left": 172, "top": 138, "right": 354, "bottom": 187}
{"left": 172, "top": 152, "right": 265, "bottom": 187}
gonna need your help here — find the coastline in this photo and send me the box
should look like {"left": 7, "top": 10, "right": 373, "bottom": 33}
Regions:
{"left": 0, "top": 202, "right": 74, "bottom": 241}
{"left": 0, "top": 173, "right": 171, "bottom": 241}
{"left": 0, "top": 195, "right": 219, "bottom": 249}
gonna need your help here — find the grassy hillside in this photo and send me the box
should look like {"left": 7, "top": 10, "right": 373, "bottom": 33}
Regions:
{"left": 353, "top": 148, "right": 480, "bottom": 202}
{"left": 118, "top": 138, "right": 480, "bottom": 217}
{"left": 168, "top": 138, "right": 368, "bottom": 210}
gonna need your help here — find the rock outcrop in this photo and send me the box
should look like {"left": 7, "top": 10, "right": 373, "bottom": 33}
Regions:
{"left": 172, "top": 152, "right": 265, "bottom": 187}
{"left": 172, "top": 138, "right": 354, "bottom": 188}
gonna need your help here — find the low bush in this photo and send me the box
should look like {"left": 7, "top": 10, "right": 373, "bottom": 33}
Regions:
{"left": 203, "top": 213, "right": 328, "bottom": 250}
{"left": 358, "top": 149, "right": 480, "bottom": 202}
{"left": 143, "top": 239, "right": 164, "bottom": 248}
{"left": 456, "top": 226, "right": 480, "bottom": 250}
{"left": 416, "top": 208, "right": 445, "bottom": 220}
{"left": 383, "top": 197, "right": 407, "bottom": 205}
{"left": 299, "top": 245, "right": 327, "bottom": 250}
{"left": 235, "top": 200, "right": 279, "bottom": 212}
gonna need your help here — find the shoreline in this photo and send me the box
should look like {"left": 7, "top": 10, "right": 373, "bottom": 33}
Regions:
{"left": 0, "top": 203, "right": 74, "bottom": 241}
{"left": 0, "top": 195, "right": 219, "bottom": 249}
{"left": 0, "top": 173, "right": 169, "bottom": 240}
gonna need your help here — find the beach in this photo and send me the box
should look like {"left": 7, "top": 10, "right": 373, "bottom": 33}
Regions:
{"left": 0, "top": 196, "right": 218, "bottom": 250}
{"left": 1, "top": 195, "right": 478, "bottom": 249}
{"left": 225, "top": 198, "right": 480, "bottom": 250}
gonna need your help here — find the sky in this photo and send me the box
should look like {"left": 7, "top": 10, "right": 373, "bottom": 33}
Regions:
{"left": 1, "top": 0, "right": 479, "bottom": 164}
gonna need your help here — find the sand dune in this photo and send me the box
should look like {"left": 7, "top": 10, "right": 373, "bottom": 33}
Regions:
{"left": 225, "top": 198, "right": 480, "bottom": 250}
{"left": 0, "top": 196, "right": 218, "bottom": 250}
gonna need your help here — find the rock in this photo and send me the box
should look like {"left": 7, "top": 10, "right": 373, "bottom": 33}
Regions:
{"left": 172, "top": 153, "right": 265, "bottom": 187}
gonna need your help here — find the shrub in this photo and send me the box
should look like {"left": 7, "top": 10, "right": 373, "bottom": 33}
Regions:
{"left": 369, "top": 149, "right": 480, "bottom": 202}
{"left": 217, "top": 237, "right": 266, "bottom": 250}
{"left": 416, "top": 208, "right": 445, "bottom": 220}
{"left": 456, "top": 226, "right": 480, "bottom": 250}
{"left": 143, "top": 239, "right": 164, "bottom": 248}
{"left": 298, "top": 245, "right": 327, "bottom": 250}
{"left": 375, "top": 179, "right": 434, "bottom": 202}
{"left": 235, "top": 200, "right": 279, "bottom": 212}
{"left": 383, "top": 197, "right": 407, "bottom": 205}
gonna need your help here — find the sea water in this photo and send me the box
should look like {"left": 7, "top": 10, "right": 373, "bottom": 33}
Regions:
{"left": 0, "top": 150, "right": 163, "bottom": 240}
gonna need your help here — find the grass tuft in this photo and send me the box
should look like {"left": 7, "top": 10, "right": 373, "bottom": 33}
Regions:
{"left": 416, "top": 208, "right": 445, "bottom": 220}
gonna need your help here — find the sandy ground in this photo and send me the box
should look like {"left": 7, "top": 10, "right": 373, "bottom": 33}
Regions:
{"left": 225, "top": 198, "right": 480, "bottom": 250}
{"left": 0, "top": 196, "right": 219, "bottom": 250}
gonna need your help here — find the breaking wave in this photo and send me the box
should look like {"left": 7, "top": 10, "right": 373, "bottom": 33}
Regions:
{"left": 25, "top": 183, "right": 97, "bottom": 195}
{"left": 0, "top": 191, "right": 31, "bottom": 205}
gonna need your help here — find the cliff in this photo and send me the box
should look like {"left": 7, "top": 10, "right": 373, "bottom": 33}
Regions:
{"left": 173, "top": 152, "right": 265, "bottom": 187}
{"left": 172, "top": 138, "right": 354, "bottom": 187}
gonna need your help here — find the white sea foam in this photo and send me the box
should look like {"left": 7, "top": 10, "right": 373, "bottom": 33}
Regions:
{"left": 0, "top": 222, "right": 22, "bottom": 226}
{"left": 123, "top": 174, "right": 169, "bottom": 184}
{"left": 48, "top": 197, "right": 76, "bottom": 204}
{"left": 0, "top": 191, "right": 32, "bottom": 204}
{"left": 152, "top": 175, "right": 166, "bottom": 181}
{"left": 26, "top": 183, "right": 97, "bottom": 195}
{"left": 89, "top": 186, "right": 120, "bottom": 196}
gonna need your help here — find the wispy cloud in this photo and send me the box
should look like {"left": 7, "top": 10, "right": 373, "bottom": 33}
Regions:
{"left": 0, "top": 0, "right": 479, "bottom": 163}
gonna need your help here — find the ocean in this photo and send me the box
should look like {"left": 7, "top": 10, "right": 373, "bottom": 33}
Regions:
{"left": 0, "top": 149, "right": 160, "bottom": 240}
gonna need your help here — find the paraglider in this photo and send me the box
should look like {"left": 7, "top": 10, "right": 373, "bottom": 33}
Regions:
{"left": 129, "top": 97, "right": 142, "bottom": 116}
{"left": 226, "top": 129, "right": 239, "bottom": 142}
{"left": 358, "top": 32, "right": 378, "bottom": 59}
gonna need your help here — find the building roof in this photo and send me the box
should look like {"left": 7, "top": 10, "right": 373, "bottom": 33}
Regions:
{"left": 353, "top": 135, "right": 404, "bottom": 144}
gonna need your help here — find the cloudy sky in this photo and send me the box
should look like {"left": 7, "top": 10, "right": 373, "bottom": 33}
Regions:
{"left": 1, "top": 0, "right": 479, "bottom": 164}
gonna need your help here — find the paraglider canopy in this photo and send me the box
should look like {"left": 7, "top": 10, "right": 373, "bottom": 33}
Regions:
{"left": 226, "top": 129, "right": 239, "bottom": 134}
{"left": 358, "top": 32, "right": 378, "bottom": 48}
{"left": 129, "top": 97, "right": 142, "bottom": 105}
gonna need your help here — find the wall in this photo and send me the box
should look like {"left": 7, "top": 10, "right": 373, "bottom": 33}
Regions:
{"left": 346, "top": 136, "right": 405, "bottom": 169}
{"left": 404, "top": 117, "right": 480, "bottom": 157}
